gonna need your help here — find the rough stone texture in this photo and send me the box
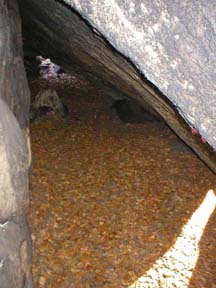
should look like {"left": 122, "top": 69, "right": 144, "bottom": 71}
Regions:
{"left": 18, "top": 0, "right": 216, "bottom": 173}
{"left": 65, "top": 0, "right": 216, "bottom": 150}
{"left": 30, "top": 88, "right": 69, "bottom": 123}
{"left": 0, "top": 100, "right": 33, "bottom": 288}
{"left": 0, "top": 0, "right": 30, "bottom": 128}
{"left": 0, "top": 1, "right": 32, "bottom": 287}
{"left": 0, "top": 101, "right": 28, "bottom": 220}
{"left": 0, "top": 218, "right": 32, "bottom": 288}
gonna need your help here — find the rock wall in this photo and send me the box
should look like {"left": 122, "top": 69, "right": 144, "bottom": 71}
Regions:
{"left": 18, "top": 0, "right": 216, "bottom": 173}
{"left": 0, "top": 1, "right": 32, "bottom": 287}
{"left": 65, "top": 0, "right": 216, "bottom": 151}
{"left": 0, "top": 0, "right": 30, "bottom": 128}
{"left": 1, "top": 0, "right": 215, "bottom": 285}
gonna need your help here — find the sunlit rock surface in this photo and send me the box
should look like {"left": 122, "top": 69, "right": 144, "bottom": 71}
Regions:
{"left": 18, "top": 0, "right": 216, "bottom": 172}
{"left": 64, "top": 0, "right": 216, "bottom": 151}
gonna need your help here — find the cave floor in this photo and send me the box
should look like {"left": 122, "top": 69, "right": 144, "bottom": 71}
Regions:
{"left": 29, "top": 78, "right": 216, "bottom": 288}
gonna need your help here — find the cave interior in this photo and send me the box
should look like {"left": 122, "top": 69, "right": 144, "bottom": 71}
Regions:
{"left": 18, "top": 2, "right": 216, "bottom": 288}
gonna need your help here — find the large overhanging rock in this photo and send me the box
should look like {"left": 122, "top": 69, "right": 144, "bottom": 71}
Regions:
{"left": 65, "top": 0, "right": 216, "bottom": 148}
{"left": 18, "top": 0, "right": 216, "bottom": 173}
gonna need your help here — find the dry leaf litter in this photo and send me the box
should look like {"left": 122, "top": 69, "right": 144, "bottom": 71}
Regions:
{"left": 29, "top": 76, "right": 216, "bottom": 288}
